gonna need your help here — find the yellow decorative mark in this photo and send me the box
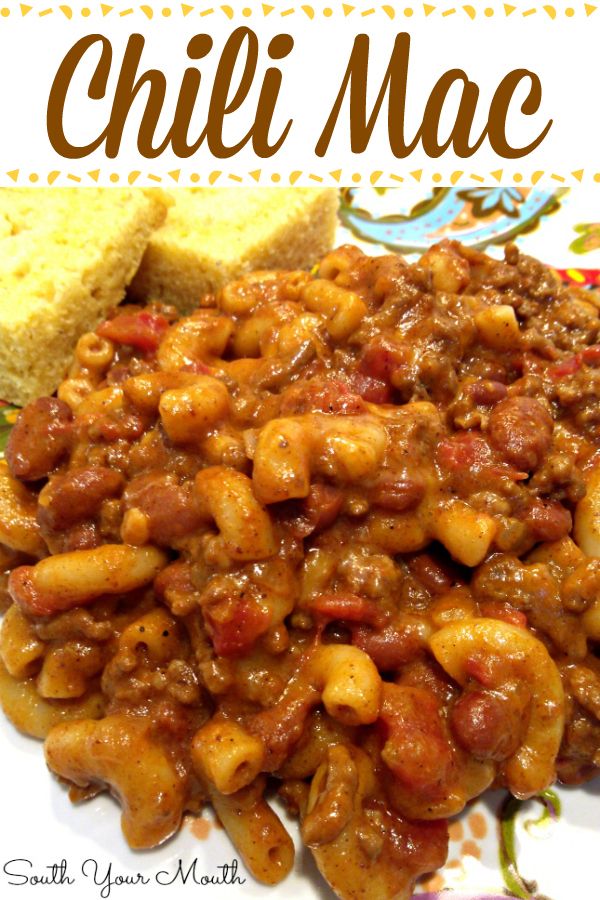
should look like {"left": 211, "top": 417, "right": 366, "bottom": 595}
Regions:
{"left": 119, "top": 8, "right": 134, "bottom": 15}
{"left": 101, "top": 4, "right": 113, "bottom": 14}
{"left": 423, "top": 3, "right": 436, "bottom": 13}
{"left": 59, "top": 5, "right": 73, "bottom": 18}
{"left": 522, "top": 7, "right": 537, "bottom": 14}
{"left": 542, "top": 5, "right": 556, "bottom": 16}
{"left": 38, "top": 8, "right": 54, "bottom": 16}
{"left": 181, "top": 3, "right": 194, "bottom": 14}
{"left": 281, "top": 7, "right": 295, "bottom": 15}
{"left": 470, "top": 173, "right": 485, "bottom": 182}
{"left": 228, "top": 174, "right": 243, "bottom": 182}
{"left": 361, "top": 7, "right": 376, "bottom": 14}
{"left": 20, "top": 4, "right": 32, "bottom": 14}
{"left": 262, "top": 3, "right": 275, "bottom": 14}
{"left": 463, "top": 5, "right": 476, "bottom": 18}
{"left": 47, "top": 171, "right": 60, "bottom": 184}
{"left": 389, "top": 174, "right": 404, "bottom": 182}
{"left": 531, "top": 170, "right": 544, "bottom": 184}
{"left": 342, "top": 2, "right": 355, "bottom": 13}
{"left": 585, "top": 3, "right": 597, "bottom": 13}
{"left": 450, "top": 170, "right": 464, "bottom": 184}
{"left": 382, "top": 4, "right": 396, "bottom": 17}
{"left": 301, "top": 4, "right": 314, "bottom": 16}
{"left": 209, "top": 171, "right": 221, "bottom": 184}
{"left": 572, "top": 169, "right": 584, "bottom": 182}
{"left": 289, "top": 171, "right": 302, "bottom": 184}
{"left": 199, "top": 8, "right": 214, "bottom": 15}
{"left": 88, "top": 170, "right": 100, "bottom": 182}
{"left": 410, "top": 169, "right": 423, "bottom": 182}
{"left": 168, "top": 169, "right": 181, "bottom": 182}
{"left": 128, "top": 171, "right": 141, "bottom": 184}
{"left": 504, "top": 3, "right": 516, "bottom": 13}
{"left": 67, "top": 174, "right": 81, "bottom": 182}
{"left": 7, "top": 171, "right": 19, "bottom": 182}
{"left": 141, "top": 5, "right": 153, "bottom": 17}
{"left": 551, "top": 173, "right": 565, "bottom": 182}
{"left": 249, "top": 169, "right": 261, "bottom": 182}
{"left": 148, "top": 174, "right": 163, "bottom": 182}
{"left": 329, "top": 169, "right": 342, "bottom": 182}
{"left": 220, "top": 4, "right": 234, "bottom": 18}
{"left": 442, "top": 7, "right": 456, "bottom": 14}
{"left": 370, "top": 171, "right": 383, "bottom": 184}
{"left": 490, "top": 169, "right": 503, "bottom": 181}
{"left": 309, "top": 174, "right": 324, "bottom": 182}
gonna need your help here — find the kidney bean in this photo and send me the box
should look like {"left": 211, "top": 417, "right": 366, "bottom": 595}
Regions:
{"left": 450, "top": 689, "right": 523, "bottom": 761}
{"left": 521, "top": 497, "right": 572, "bottom": 542}
{"left": 6, "top": 398, "right": 73, "bottom": 481}
{"left": 38, "top": 467, "right": 124, "bottom": 531}
{"left": 488, "top": 396, "right": 553, "bottom": 470}
{"left": 123, "top": 474, "right": 203, "bottom": 546}
{"left": 370, "top": 475, "right": 425, "bottom": 513}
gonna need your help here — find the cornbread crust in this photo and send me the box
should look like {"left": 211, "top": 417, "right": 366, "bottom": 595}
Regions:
{"left": 129, "top": 187, "right": 340, "bottom": 314}
{"left": 0, "top": 188, "right": 169, "bottom": 406}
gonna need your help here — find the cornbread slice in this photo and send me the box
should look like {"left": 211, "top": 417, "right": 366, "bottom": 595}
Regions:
{"left": 0, "top": 188, "right": 169, "bottom": 406}
{"left": 129, "top": 187, "right": 339, "bottom": 313}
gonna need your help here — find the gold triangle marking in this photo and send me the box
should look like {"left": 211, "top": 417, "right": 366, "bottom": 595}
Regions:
{"left": 504, "top": 3, "right": 516, "bottom": 13}
{"left": 169, "top": 170, "right": 181, "bottom": 182}
{"left": 101, "top": 4, "right": 113, "bottom": 14}
{"left": 181, "top": 3, "right": 194, "bottom": 13}
{"left": 410, "top": 169, "right": 423, "bottom": 182}
{"left": 249, "top": 170, "right": 262, "bottom": 182}
{"left": 423, "top": 4, "right": 436, "bottom": 14}
{"left": 585, "top": 3, "right": 597, "bottom": 14}
{"left": 572, "top": 169, "right": 584, "bottom": 182}
{"left": 262, "top": 3, "right": 275, "bottom": 12}
{"left": 88, "top": 170, "right": 100, "bottom": 182}
{"left": 490, "top": 169, "right": 503, "bottom": 182}
{"left": 329, "top": 170, "right": 342, "bottom": 182}
{"left": 20, "top": 4, "right": 32, "bottom": 14}
{"left": 342, "top": 4, "right": 355, "bottom": 14}
{"left": 7, "top": 170, "right": 19, "bottom": 182}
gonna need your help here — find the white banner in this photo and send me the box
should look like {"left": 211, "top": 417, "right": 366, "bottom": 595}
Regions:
{"left": 0, "top": 1, "right": 598, "bottom": 186}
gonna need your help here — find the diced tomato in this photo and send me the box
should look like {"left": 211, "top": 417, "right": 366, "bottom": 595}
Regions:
{"left": 479, "top": 600, "right": 527, "bottom": 629}
{"left": 380, "top": 684, "right": 452, "bottom": 792}
{"left": 206, "top": 597, "right": 271, "bottom": 657}
{"left": 581, "top": 345, "right": 600, "bottom": 367}
{"left": 436, "top": 431, "right": 526, "bottom": 482}
{"left": 359, "top": 337, "right": 409, "bottom": 382}
{"left": 311, "top": 592, "right": 387, "bottom": 627}
{"left": 97, "top": 312, "right": 170, "bottom": 352}
{"left": 547, "top": 354, "right": 582, "bottom": 379}
{"left": 345, "top": 371, "right": 392, "bottom": 404}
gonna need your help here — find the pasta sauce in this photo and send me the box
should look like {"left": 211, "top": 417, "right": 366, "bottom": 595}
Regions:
{"left": 1, "top": 240, "right": 599, "bottom": 900}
